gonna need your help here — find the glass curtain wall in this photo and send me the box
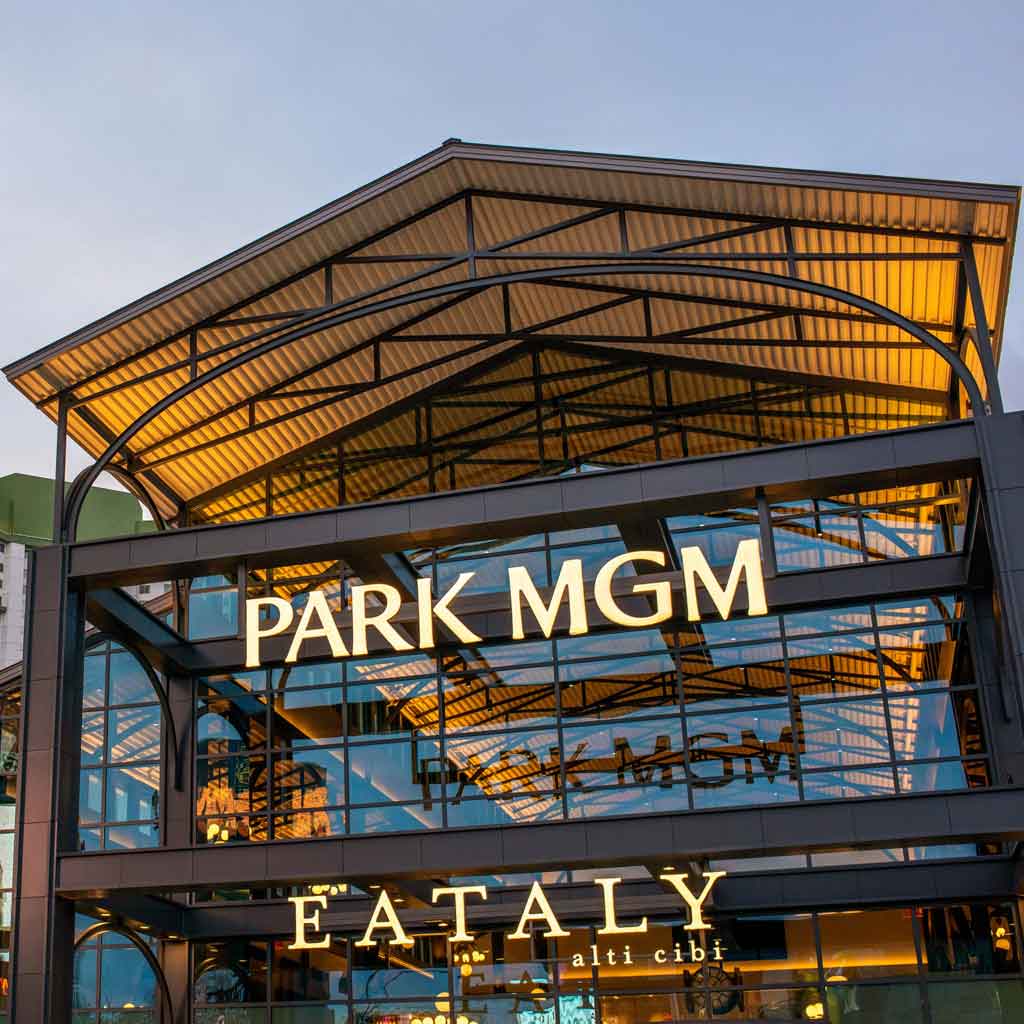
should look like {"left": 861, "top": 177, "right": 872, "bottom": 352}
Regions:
{"left": 194, "top": 580, "right": 987, "bottom": 843}
{"left": 79, "top": 640, "right": 162, "bottom": 851}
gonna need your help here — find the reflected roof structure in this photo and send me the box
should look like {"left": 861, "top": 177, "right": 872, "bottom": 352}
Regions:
{"left": 4, "top": 140, "right": 1019, "bottom": 530}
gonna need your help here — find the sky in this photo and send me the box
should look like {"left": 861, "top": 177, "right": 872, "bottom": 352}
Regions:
{"left": 1, "top": 0, "right": 1022, "bottom": 488}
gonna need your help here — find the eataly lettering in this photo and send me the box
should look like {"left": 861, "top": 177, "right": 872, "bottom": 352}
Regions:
{"left": 248, "top": 539, "right": 766, "bottom": 668}
{"left": 289, "top": 872, "right": 726, "bottom": 949}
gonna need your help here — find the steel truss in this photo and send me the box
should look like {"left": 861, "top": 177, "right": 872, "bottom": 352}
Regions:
{"left": 32, "top": 188, "right": 1002, "bottom": 541}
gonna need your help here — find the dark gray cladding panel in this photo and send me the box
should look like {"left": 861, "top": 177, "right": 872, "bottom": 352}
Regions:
{"left": 66, "top": 419, "right": 979, "bottom": 588}
{"left": 55, "top": 787, "right": 1024, "bottom": 896}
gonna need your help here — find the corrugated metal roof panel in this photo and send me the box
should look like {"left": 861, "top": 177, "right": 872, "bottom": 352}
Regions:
{"left": 3, "top": 142, "right": 1015, "bottom": 519}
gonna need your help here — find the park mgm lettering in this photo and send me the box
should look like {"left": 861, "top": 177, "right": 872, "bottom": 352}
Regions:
{"left": 245, "top": 538, "right": 767, "bottom": 667}
{"left": 289, "top": 872, "right": 728, "bottom": 967}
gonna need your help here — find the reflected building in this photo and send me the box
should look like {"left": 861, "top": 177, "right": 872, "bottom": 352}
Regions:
{"left": 0, "top": 142, "right": 1022, "bottom": 1021}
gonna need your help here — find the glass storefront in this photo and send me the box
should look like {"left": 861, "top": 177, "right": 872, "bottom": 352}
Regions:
{"left": 188, "top": 901, "right": 1024, "bottom": 1023}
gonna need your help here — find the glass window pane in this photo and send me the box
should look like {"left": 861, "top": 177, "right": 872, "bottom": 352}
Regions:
{"left": 84, "top": 655, "right": 106, "bottom": 708}
{"left": 100, "top": 944, "right": 156, "bottom": 1008}
{"left": 196, "top": 755, "right": 267, "bottom": 840}
{"left": 189, "top": 589, "right": 239, "bottom": 641}
{"left": 349, "top": 802, "right": 441, "bottom": 834}
{"left": 784, "top": 606, "right": 873, "bottom": 636}
{"left": 81, "top": 712, "right": 105, "bottom": 765}
{"left": 878, "top": 624, "right": 958, "bottom": 692}
{"left": 797, "top": 698, "right": 891, "bottom": 768}
{"left": 897, "top": 760, "right": 987, "bottom": 794}
{"left": 819, "top": 909, "right": 919, "bottom": 980}
{"left": 193, "top": 939, "right": 268, "bottom": 1003}
{"left": 346, "top": 679, "right": 439, "bottom": 739}
{"left": 108, "top": 652, "right": 153, "bottom": 705}
{"left": 774, "top": 513, "right": 863, "bottom": 572}
{"left": 104, "top": 765, "right": 159, "bottom": 823}
{"left": 351, "top": 938, "right": 448, "bottom": 999}
{"left": 786, "top": 634, "right": 881, "bottom": 700}
{"left": 198, "top": 695, "right": 270, "bottom": 754}
{"left": 560, "top": 653, "right": 677, "bottom": 723}
{"left": 437, "top": 549, "right": 548, "bottom": 596}
{"left": 79, "top": 768, "right": 103, "bottom": 823}
{"left": 446, "top": 794, "right": 563, "bottom": 828}
{"left": 105, "top": 823, "right": 159, "bottom": 849}
{"left": 863, "top": 504, "right": 950, "bottom": 559}
{"left": 272, "top": 747, "right": 345, "bottom": 809}
{"left": 73, "top": 946, "right": 97, "bottom": 1008}
{"left": 927, "top": 980, "right": 1024, "bottom": 1023}
{"left": 272, "top": 691, "right": 344, "bottom": 748}
{"left": 271, "top": 938, "right": 348, "bottom": 1001}
{"left": 691, "top": 772, "right": 799, "bottom": 809}
{"left": 686, "top": 706, "right": 795, "bottom": 780}
{"left": 348, "top": 740, "right": 440, "bottom": 806}
{"left": 559, "top": 719, "right": 685, "bottom": 793}
{"left": 445, "top": 730, "right": 559, "bottom": 803}
{"left": 801, "top": 766, "right": 896, "bottom": 801}
{"left": 107, "top": 706, "right": 161, "bottom": 762}
{"left": 680, "top": 643, "right": 788, "bottom": 711}
{"left": 888, "top": 691, "right": 982, "bottom": 760}
{"left": 825, "top": 983, "right": 924, "bottom": 1022}
{"left": 444, "top": 673, "right": 556, "bottom": 735}
{"left": 921, "top": 904, "right": 1021, "bottom": 975}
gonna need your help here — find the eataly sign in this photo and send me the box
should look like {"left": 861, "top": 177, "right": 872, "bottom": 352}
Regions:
{"left": 246, "top": 539, "right": 767, "bottom": 667}
{"left": 289, "top": 871, "right": 727, "bottom": 950}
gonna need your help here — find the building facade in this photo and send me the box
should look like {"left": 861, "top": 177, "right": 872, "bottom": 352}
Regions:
{"left": 1, "top": 141, "right": 1023, "bottom": 1023}
{"left": 0, "top": 474, "right": 168, "bottom": 667}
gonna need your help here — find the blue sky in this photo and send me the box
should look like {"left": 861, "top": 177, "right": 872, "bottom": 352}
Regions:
{"left": 1, "top": 0, "right": 1022, "bottom": 480}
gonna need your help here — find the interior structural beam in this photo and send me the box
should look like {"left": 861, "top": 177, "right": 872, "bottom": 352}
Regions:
{"left": 84, "top": 588, "right": 211, "bottom": 676}
{"left": 55, "top": 787, "right": 1024, "bottom": 897}
{"left": 65, "top": 418, "right": 979, "bottom": 588}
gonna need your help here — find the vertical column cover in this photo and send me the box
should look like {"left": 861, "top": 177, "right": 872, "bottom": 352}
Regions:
{"left": 11, "top": 546, "right": 84, "bottom": 1021}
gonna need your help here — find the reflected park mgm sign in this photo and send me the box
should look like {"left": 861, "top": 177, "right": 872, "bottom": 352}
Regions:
{"left": 245, "top": 539, "right": 768, "bottom": 667}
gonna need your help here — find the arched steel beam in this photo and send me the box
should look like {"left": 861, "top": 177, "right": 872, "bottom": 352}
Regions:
{"left": 103, "top": 465, "right": 169, "bottom": 532}
{"left": 61, "top": 263, "right": 986, "bottom": 542}
{"left": 74, "top": 921, "right": 174, "bottom": 1020}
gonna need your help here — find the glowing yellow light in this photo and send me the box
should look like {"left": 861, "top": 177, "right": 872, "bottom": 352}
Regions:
{"left": 826, "top": 972, "right": 848, "bottom": 983}
{"left": 805, "top": 1002, "right": 824, "bottom": 1020}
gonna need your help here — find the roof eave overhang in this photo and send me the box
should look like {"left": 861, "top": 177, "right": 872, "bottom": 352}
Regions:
{"left": 4, "top": 140, "right": 1021, "bottom": 385}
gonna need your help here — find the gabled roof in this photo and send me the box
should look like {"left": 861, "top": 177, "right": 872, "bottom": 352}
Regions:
{"left": 5, "top": 140, "right": 1019, "bottom": 521}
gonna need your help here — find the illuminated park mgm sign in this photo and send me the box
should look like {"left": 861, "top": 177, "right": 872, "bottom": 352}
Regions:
{"left": 246, "top": 539, "right": 767, "bottom": 668}
{"left": 290, "top": 872, "right": 728, "bottom": 965}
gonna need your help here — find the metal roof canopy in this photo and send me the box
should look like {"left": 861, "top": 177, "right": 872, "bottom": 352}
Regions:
{"left": 4, "top": 140, "right": 1019, "bottom": 536}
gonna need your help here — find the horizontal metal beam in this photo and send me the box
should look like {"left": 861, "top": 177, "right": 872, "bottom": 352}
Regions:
{"left": 66, "top": 420, "right": 979, "bottom": 588}
{"left": 56, "top": 787, "right": 1024, "bottom": 896}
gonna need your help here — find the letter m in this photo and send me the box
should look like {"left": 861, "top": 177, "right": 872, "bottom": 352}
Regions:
{"left": 680, "top": 538, "right": 767, "bottom": 621}
{"left": 509, "top": 559, "right": 587, "bottom": 639}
